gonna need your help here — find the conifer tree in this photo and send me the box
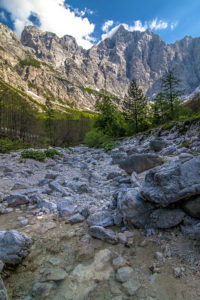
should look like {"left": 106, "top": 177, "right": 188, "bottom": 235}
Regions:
{"left": 152, "top": 92, "right": 167, "bottom": 125}
{"left": 161, "top": 69, "right": 182, "bottom": 119}
{"left": 123, "top": 79, "right": 148, "bottom": 133}
{"left": 45, "top": 97, "right": 54, "bottom": 144}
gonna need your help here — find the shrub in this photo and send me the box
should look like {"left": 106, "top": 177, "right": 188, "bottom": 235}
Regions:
{"left": 21, "top": 150, "right": 46, "bottom": 161}
{"left": 19, "top": 58, "right": 41, "bottom": 68}
{"left": 84, "top": 128, "right": 116, "bottom": 150}
{"left": 0, "top": 138, "right": 15, "bottom": 153}
{"left": 182, "top": 141, "right": 190, "bottom": 148}
{"left": 44, "top": 149, "right": 60, "bottom": 158}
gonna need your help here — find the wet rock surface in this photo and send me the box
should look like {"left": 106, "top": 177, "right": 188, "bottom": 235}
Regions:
{"left": 1, "top": 120, "right": 200, "bottom": 299}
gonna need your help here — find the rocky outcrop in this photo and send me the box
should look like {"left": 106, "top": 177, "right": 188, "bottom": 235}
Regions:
{"left": 0, "top": 230, "right": 32, "bottom": 266}
{"left": 141, "top": 156, "right": 200, "bottom": 207}
{"left": 116, "top": 189, "right": 154, "bottom": 228}
{"left": 119, "top": 153, "right": 163, "bottom": 174}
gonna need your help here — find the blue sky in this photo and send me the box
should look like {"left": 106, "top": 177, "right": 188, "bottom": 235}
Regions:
{"left": 0, "top": 0, "right": 200, "bottom": 48}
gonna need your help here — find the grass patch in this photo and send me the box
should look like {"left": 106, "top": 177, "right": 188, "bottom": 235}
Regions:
{"left": 0, "top": 138, "right": 18, "bottom": 153}
{"left": 21, "top": 150, "right": 46, "bottom": 161}
{"left": 21, "top": 148, "right": 60, "bottom": 161}
{"left": 28, "top": 81, "right": 38, "bottom": 89}
{"left": 182, "top": 141, "right": 190, "bottom": 148}
{"left": 44, "top": 149, "right": 60, "bottom": 158}
{"left": 84, "top": 128, "right": 116, "bottom": 151}
{"left": 19, "top": 57, "right": 41, "bottom": 68}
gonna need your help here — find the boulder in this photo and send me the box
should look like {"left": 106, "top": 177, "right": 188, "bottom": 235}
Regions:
{"left": 161, "top": 145, "right": 176, "bottom": 156}
{"left": 117, "top": 189, "right": 154, "bottom": 228}
{"left": 37, "top": 199, "right": 57, "bottom": 212}
{"left": 119, "top": 154, "right": 163, "bottom": 174}
{"left": 182, "top": 196, "right": 200, "bottom": 218}
{"left": 181, "top": 223, "right": 200, "bottom": 241}
{"left": 142, "top": 156, "right": 200, "bottom": 207}
{"left": 5, "top": 193, "right": 29, "bottom": 207}
{"left": 87, "top": 212, "right": 113, "bottom": 227}
{"left": 111, "top": 152, "right": 127, "bottom": 164}
{"left": 31, "top": 282, "right": 56, "bottom": 299}
{"left": 57, "top": 198, "right": 76, "bottom": 217}
{"left": 89, "top": 226, "right": 118, "bottom": 244}
{"left": 150, "top": 138, "right": 166, "bottom": 152}
{"left": 0, "top": 230, "right": 32, "bottom": 266}
{"left": 49, "top": 181, "right": 67, "bottom": 196}
{"left": 116, "top": 267, "right": 134, "bottom": 282}
{"left": 151, "top": 209, "right": 185, "bottom": 229}
{"left": 68, "top": 213, "right": 85, "bottom": 224}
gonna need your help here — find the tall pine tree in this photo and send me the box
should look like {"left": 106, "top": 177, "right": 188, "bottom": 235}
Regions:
{"left": 123, "top": 79, "right": 148, "bottom": 133}
{"left": 161, "top": 69, "right": 182, "bottom": 119}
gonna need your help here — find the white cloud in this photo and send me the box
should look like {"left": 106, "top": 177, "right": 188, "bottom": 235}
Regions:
{"left": 101, "top": 19, "right": 177, "bottom": 41}
{"left": 150, "top": 18, "right": 168, "bottom": 30}
{"left": 170, "top": 22, "right": 178, "bottom": 30}
{"left": 0, "top": 0, "right": 95, "bottom": 49}
{"left": 102, "top": 20, "right": 114, "bottom": 32}
{"left": 0, "top": 11, "right": 7, "bottom": 22}
{"left": 128, "top": 20, "right": 148, "bottom": 32}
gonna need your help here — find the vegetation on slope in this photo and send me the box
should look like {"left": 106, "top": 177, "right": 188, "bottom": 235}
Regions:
{"left": 0, "top": 78, "right": 94, "bottom": 151}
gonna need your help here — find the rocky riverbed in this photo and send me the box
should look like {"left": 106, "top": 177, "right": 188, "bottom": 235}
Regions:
{"left": 1, "top": 120, "right": 200, "bottom": 299}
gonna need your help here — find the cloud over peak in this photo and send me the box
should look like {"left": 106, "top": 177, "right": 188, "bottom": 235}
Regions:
{"left": 0, "top": 0, "right": 95, "bottom": 49}
{"left": 101, "top": 18, "right": 177, "bottom": 40}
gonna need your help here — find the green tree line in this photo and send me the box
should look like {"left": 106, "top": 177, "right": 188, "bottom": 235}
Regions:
{"left": 85, "top": 69, "right": 192, "bottom": 148}
{"left": 0, "top": 79, "right": 92, "bottom": 147}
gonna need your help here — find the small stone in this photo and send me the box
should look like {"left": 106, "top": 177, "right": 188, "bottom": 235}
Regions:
{"left": 48, "top": 257, "right": 61, "bottom": 266}
{"left": 116, "top": 267, "right": 134, "bottom": 282}
{"left": 87, "top": 212, "right": 113, "bottom": 227}
{"left": 118, "top": 233, "right": 127, "bottom": 244}
{"left": 90, "top": 226, "right": 118, "bottom": 244}
{"left": 173, "top": 267, "right": 182, "bottom": 278}
{"left": 139, "top": 239, "right": 148, "bottom": 247}
{"left": 112, "top": 256, "right": 127, "bottom": 268}
{"left": 122, "top": 279, "right": 141, "bottom": 296}
{"left": 43, "top": 267, "right": 67, "bottom": 281}
{"left": 19, "top": 219, "right": 29, "bottom": 227}
{"left": 155, "top": 252, "right": 164, "bottom": 261}
{"left": 68, "top": 213, "right": 85, "bottom": 224}
{"left": 80, "top": 234, "right": 91, "bottom": 243}
{"left": 149, "top": 263, "right": 160, "bottom": 274}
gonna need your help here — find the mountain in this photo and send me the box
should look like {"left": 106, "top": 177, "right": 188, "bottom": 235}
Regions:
{"left": 0, "top": 22, "right": 200, "bottom": 110}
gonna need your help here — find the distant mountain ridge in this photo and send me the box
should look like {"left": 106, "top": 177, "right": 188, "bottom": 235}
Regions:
{"left": 0, "top": 22, "right": 200, "bottom": 110}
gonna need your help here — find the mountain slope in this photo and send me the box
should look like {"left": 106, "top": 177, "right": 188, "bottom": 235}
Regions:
{"left": 0, "top": 22, "right": 200, "bottom": 110}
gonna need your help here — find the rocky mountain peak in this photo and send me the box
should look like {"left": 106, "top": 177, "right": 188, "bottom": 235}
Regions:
{"left": 0, "top": 21, "right": 200, "bottom": 110}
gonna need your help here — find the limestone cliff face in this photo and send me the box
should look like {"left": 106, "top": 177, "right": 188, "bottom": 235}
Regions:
{"left": 0, "top": 22, "right": 200, "bottom": 110}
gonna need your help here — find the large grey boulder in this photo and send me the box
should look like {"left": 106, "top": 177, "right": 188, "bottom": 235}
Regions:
{"left": 182, "top": 196, "right": 200, "bottom": 218}
{"left": 142, "top": 156, "right": 200, "bottom": 207}
{"left": 0, "top": 230, "right": 32, "bottom": 266}
{"left": 150, "top": 138, "right": 166, "bottom": 152}
{"left": 5, "top": 193, "right": 29, "bottom": 207}
{"left": 57, "top": 198, "right": 76, "bottom": 217}
{"left": 119, "top": 154, "right": 163, "bottom": 174}
{"left": 117, "top": 188, "right": 154, "bottom": 228}
{"left": 87, "top": 212, "right": 113, "bottom": 227}
{"left": 151, "top": 209, "right": 185, "bottom": 229}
